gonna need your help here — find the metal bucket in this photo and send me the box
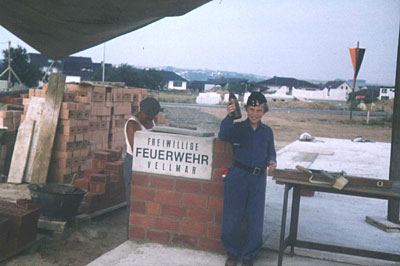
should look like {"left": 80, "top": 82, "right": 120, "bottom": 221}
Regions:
{"left": 28, "top": 183, "right": 86, "bottom": 221}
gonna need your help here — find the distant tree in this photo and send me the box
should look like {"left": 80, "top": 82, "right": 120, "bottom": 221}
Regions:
{"left": 91, "top": 64, "right": 164, "bottom": 89}
{"left": 0, "top": 45, "right": 43, "bottom": 87}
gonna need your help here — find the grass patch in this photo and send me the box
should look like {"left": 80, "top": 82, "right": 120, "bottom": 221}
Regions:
{"left": 361, "top": 117, "right": 392, "bottom": 127}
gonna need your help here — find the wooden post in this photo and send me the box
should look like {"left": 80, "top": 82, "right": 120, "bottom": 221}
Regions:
{"left": 350, "top": 73, "right": 356, "bottom": 121}
{"left": 366, "top": 103, "right": 371, "bottom": 124}
{"left": 388, "top": 26, "right": 400, "bottom": 224}
{"left": 349, "top": 42, "right": 359, "bottom": 121}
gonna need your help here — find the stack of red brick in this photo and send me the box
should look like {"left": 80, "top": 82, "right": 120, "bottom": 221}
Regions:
{"left": 0, "top": 94, "right": 25, "bottom": 105}
{"left": 67, "top": 83, "right": 111, "bottom": 154}
{"left": 21, "top": 84, "right": 92, "bottom": 184}
{"left": 73, "top": 149, "right": 126, "bottom": 214}
{"left": 21, "top": 83, "right": 163, "bottom": 184}
{"left": 109, "top": 88, "right": 144, "bottom": 151}
{"left": 0, "top": 199, "right": 40, "bottom": 261}
{"left": 129, "top": 139, "right": 233, "bottom": 253}
{"left": 0, "top": 110, "right": 22, "bottom": 131}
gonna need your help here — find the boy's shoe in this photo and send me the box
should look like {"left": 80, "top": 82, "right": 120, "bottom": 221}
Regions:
{"left": 241, "top": 259, "right": 253, "bottom": 266}
{"left": 225, "top": 256, "right": 239, "bottom": 266}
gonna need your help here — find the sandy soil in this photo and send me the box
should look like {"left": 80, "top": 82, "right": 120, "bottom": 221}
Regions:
{"left": 199, "top": 105, "right": 392, "bottom": 150}
{"left": 2, "top": 104, "right": 393, "bottom": 266}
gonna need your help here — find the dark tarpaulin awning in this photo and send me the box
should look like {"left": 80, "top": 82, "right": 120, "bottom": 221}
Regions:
{"left": 0, "top": 0, "right": 210, "bottom": 59}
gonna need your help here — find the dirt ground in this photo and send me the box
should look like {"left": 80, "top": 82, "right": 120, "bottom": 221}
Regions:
{"left": 199, "top": 104, "right": 392, "bottom": 150}
{"left": 2, "top": 103, "right": 393, "bottom": 266}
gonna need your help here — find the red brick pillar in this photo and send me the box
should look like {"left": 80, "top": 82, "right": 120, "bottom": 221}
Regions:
{"left": 129, "top": 138, "right": 233, "bottom": 252}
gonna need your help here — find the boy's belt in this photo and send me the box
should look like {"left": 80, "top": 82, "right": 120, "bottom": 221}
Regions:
{"left": 233, "top": 160, "right": 266, "bottom": 175}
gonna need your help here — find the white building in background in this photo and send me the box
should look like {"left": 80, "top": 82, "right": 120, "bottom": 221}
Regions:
{"left": 193, "top": 79, "right": 360, "bottom": 106}
{"left": 195, "top": 92, "right": 222, "bottom": 105}
{"left": 159, "top": 71, "right": 188, "bottom": 91}
{"left": 251, "top": 80, "right": 352, "bottom": 102}
{"left": 165, "top": 80, "right": 187, "bottom": 90}
{"left": 378, "top": 87, "right": 395, "bottom": 100}
{"left": 322, "top": 81, "right": 352, "bottom": 100}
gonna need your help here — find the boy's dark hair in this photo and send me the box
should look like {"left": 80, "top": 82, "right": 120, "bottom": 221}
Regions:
{"left": 140, "top": 97, "right": 160, "bottom": 117}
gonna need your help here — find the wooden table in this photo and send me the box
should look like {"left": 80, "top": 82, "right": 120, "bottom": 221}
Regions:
{"left": 273, "top": 170, "right": 400, "bottom": 266}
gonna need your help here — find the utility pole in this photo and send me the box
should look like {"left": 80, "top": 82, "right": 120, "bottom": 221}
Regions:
{"left": 102, "top": 43, "right": 106, "bottom": 82}
{"left": 7, "top": 41, "right": 11, "bottom": 89}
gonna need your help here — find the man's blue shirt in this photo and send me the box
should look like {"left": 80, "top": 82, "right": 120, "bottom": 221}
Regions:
{"left": 218, "top": 115, "right": 276, "bottom": 168}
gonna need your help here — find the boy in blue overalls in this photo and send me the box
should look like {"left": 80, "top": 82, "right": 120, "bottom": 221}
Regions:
{"left": 219, "top": 92, "right": 277, "bottom": 266}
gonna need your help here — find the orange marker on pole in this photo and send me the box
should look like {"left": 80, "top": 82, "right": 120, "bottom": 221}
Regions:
{"left": 349, "top": 41, "right": 366, "bottom": 120}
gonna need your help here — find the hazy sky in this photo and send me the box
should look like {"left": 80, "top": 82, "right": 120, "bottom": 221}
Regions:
{"left": 0, "top": 0, "right": 399, "bottom": 85}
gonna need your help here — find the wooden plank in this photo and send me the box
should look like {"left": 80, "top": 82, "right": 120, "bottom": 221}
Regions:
{"left": 7, "top": 97, "right": 45, "bottom": 183}
{"left": 29, "top": 73, "right": 65, "bottom": 183}
{"left": 365, "top": 216, "right": 400, "bottom": 232}
{"left": 72, "top": 202, "right": 127, "bottom": 227}
{"left": 273, "top": 176, "right": 400, "bottom": 200}
{"left": 87, "top": 202, "right": 126, "bottom": 219}
{"left": 74, "top": 202, "right": 127, "bottom": 223}
{"left": 273, "top": 169, "right": 392, "bottom": 189}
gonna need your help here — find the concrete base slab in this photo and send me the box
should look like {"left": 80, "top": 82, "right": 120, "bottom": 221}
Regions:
{"left": 87, "top": 240, "right": 399, "bottom": 266}
{"left": 262, "top": 137, "right": 399, "bottom": 264}
{"left": 87, "top": 240, "right": 226, "bottom": 266}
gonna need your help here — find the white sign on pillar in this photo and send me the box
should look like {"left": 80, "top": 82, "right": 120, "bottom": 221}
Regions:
{"left": 132, "top": 131, "right": 214, "bottom": 180}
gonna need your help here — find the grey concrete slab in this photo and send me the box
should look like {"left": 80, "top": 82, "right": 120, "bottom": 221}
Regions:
{"left": 87, "top": 240, "right": 398, "bottom": 266}
{"left": 262, "top": 137, "right": 399, "bottom": 263}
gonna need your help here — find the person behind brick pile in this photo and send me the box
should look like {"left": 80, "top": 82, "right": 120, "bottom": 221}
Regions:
{"left": 218, "top": 91, "right": 277, "bottom": 266}
{"left": 123, "top": 97, "right": 160, "bottom": 239}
